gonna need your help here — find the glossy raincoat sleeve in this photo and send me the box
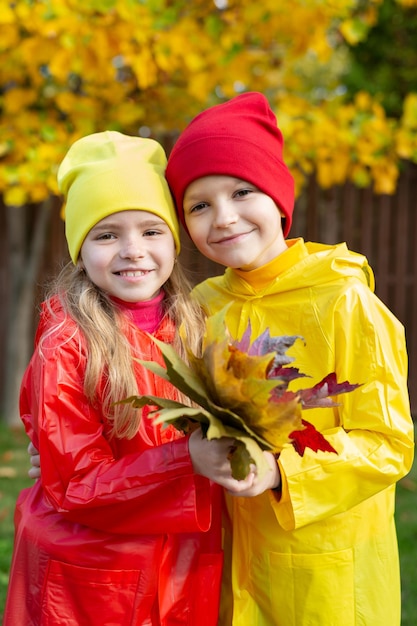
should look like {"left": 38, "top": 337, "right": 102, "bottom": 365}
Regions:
{"left": 272, "top": 282, "right": 414, "bottom": 530}
{"left": 20, "top": 338, "right": 212, "bottom": 536}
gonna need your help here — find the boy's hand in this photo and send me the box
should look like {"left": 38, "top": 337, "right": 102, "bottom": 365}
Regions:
{"left": 189, "top": 428, "right": 281, "bottom": 497}
{"left": 27, "top": 441, "right": 41, "bottom": 480}
{"left": 227, "top": 450, "right": 281, "bottom": 497}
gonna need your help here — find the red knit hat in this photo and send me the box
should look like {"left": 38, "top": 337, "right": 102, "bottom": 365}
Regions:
{"left": 166, "top": 92, "right": 294, "bottom": 237}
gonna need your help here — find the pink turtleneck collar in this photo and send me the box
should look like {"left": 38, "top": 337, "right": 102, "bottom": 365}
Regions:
{"left": 111, "top": 291, "right": 165, "bottom": 333}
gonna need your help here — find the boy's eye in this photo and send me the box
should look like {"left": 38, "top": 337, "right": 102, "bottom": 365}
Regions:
{"left": 189, "top": 202, "right": 208, "bottom": 214}
{"left": 234, "top": 188, "right": 252, "bottom": 198}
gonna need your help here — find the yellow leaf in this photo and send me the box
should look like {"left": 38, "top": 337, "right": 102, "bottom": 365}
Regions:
{"left": 0, "top": 25, "right": 19, "bottom": 52}
{"left": 372, "top": 161, "right": 399, "bottom": 194}
{"left": 395, "top": 129, "right": 415, "bottom": 159}
{"left": 355, "top": 91, "right": 373, "bottom": 111}
{"left": 402, "top": 93, "right": 417, "bottom": 130}
{"left": 55, "top": 92, "right": 79, "bottom": 114}
{"left": 254, "top": 397, "right": 302, "bottom": 452}
{"left": 29, "top": 184, "right": 50, "bottom": 203}
{"left": 351, "top": 164, "right": 371, "bottom": 188}
{"left": 4, "top": 185, "right": 28, "bottom": 207}
{"left": 49, "top": 49, "right": 76, "bottom": 82}
{"left": 131, "top": 49, "right": 158, "bottom": 89}
{"left": 3, "top": 88, "right": 37, "bottom": 114}
{"left": 317, "top": 161, "right": 335, "bottom": 189}
{"left": 0, "top": 5, "right": 15, "bottom": 24}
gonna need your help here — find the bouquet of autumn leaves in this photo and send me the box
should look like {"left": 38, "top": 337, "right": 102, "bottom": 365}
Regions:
{"left": 122, "top": 308, "right": 360, "bottom": 480}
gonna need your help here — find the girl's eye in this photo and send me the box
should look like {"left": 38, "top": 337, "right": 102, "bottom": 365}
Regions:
{"left": 97, "top": 232, "right": 115, "bottom": 240}
{"left": 143, "top": 229, "right": 161, "bottom": 237}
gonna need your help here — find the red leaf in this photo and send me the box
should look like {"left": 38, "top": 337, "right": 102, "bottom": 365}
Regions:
{"left": 269, "top": 365, "right": 309, "bottom": 383}
{"left": 289, "top": 419, "right": 337, "bottom": 456}
{"left": 299, "top": 373, "right": 362, "bottom": 408}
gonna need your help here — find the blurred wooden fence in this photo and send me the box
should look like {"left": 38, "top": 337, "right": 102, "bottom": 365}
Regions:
{"left": 1, "top": 162, "right": 416, "bottom": 417}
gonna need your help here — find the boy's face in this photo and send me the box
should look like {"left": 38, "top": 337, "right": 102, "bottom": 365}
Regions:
{"left": 183, "top": 175, "right": 287, "bottom": 271}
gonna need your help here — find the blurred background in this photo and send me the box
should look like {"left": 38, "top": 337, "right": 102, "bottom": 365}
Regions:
{"left": 1, "top": 0, "right": 416, "bottom": 620}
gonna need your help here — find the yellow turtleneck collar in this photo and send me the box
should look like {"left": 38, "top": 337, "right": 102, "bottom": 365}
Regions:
{"left": 232, "top": 238, "right": 308, "bottom": 290}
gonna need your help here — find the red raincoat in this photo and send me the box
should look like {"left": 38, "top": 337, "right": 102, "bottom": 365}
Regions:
{"left": 3, "top": 298, "right": 223, "bottom": 626}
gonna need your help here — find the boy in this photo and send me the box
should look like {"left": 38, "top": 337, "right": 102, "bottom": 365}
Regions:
{"left": 165, "top": 92, "right": 414, "bottom": 626}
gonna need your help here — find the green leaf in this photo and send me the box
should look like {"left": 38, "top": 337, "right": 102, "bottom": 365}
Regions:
{"left": 202, "top": 305, "right": 233, "bottom": 346}
{"left": 132, "top": 360, "right": 171, "bottom": 381}
{"left": 203, "top": 413, "right": 271, "bottom": 480}
{"left": 153, "top": 406, "right": 211, "bottom": 426}
{"left": 202, "top": 398, "right": 272, "bottom": 448}
{"left": 228, "top": 440, "right": 255, "bottom": 482}
{"left": 137, "top": 336, "right": 211, "bottom": 407}
{"left": 152, "top": 406, "right": 210, "bottom": 434}
{"left": 121, "top": 392, "right": 271, "bottom": 480}
{"left": 118, "top": 394, "right": 185, "bottom": 410}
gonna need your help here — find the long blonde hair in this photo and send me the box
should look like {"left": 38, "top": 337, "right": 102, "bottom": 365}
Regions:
{"left": 40, "top": 259, "right": 206, "bottom": 438}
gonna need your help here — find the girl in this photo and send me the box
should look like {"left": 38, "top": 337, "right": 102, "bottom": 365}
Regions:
{"left": 4, "top": 131, "right": 228, "bottom": 626}
{"left": 165, "top": 92, "right": 414, "bottom": 625}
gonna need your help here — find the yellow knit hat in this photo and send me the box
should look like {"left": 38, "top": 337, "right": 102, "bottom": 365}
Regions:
{"left": 58, "top": 131, "right": 181, "bottom": 263}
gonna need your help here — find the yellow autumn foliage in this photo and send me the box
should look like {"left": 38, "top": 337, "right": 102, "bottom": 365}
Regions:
{"left": 0, "top": 0, "right": 416, "bottom": 206}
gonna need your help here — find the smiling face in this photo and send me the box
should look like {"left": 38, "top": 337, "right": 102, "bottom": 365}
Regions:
{"left": 79, "top": 210, "right": 176, "bottom": 302}
{"left": 183, "top": 175, "right": 287, "bottom": 271}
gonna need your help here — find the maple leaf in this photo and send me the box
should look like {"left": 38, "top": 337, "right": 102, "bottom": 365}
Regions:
{"left": 289, "top": 419, "right": 338, "bottom": 456}
{"left": 233, "top": 321, "right": 303, "bottom": 369}
{"left": 121, "top": 307, "right": 360, "bottom": 479}
{"left": 268, "top": 365, "right": 308, "bottom": 383}
{"left": 298, "top": 373, "right": 362, "bottom": 408}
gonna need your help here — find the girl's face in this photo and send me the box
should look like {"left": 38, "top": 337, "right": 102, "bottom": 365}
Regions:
{"left": 80, "top": 210, "right": 176, "bottom": 302}
{"left": 183, "top": 175, "right": 287, "bottom": 271}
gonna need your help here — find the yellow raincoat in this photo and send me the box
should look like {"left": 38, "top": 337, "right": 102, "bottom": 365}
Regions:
{"left": 192, "top": 239, "right": 414, "bottom": 626}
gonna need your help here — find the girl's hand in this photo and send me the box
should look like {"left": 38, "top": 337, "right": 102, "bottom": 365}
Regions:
{"left": 189, "top": 428, "right": 281, "bottom": 497}
{"left": 27, "top": 441, "right": 41, "bottom": 480}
